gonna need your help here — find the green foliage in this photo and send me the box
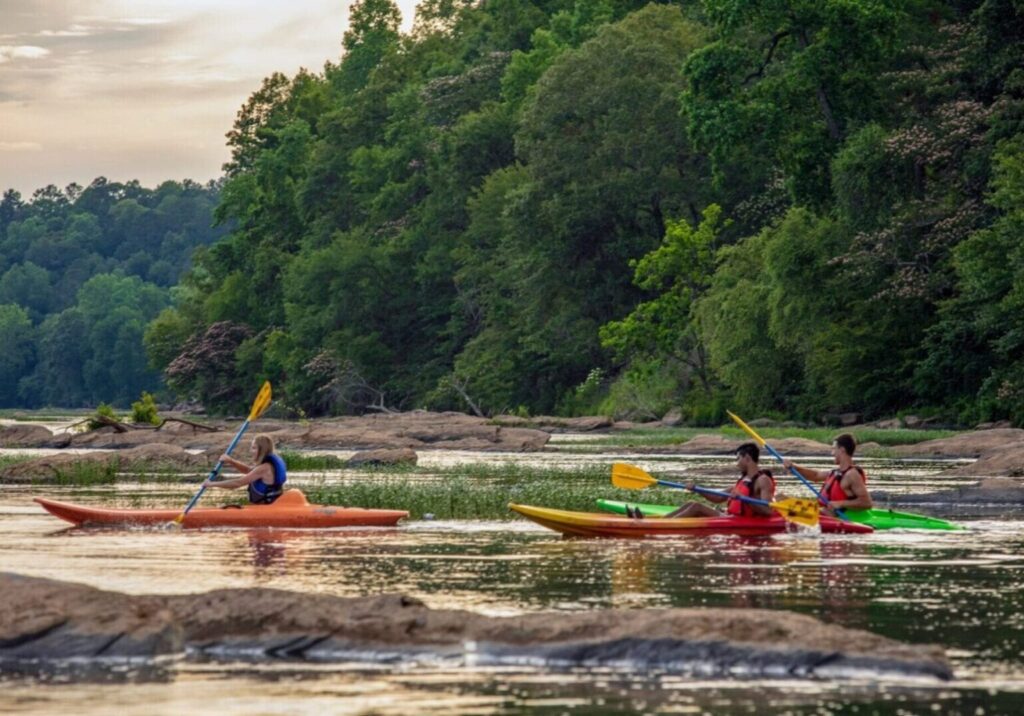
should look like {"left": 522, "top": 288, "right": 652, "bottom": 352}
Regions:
{"left": 598, "top": 360, "right": 681, "bottom": 421}
{"left": 87, "top": 402, "right": 120, "bottom": 430}
{"left": 0, "top": 179, "right": 224, "bottom": 407}
{"left": 0, "top": 304, "right": 34, "bottom": 407}
{"left": 119, "top": 0, "right": 1024, "bottom": 426}
{"left": 130, "top": 392, "right": 161, "bottom": 425}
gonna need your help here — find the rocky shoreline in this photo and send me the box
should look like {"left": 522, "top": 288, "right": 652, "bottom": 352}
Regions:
{"left": 4, "top": 412, "right": 1024, "bottom": 497}
{"left": 1, "top": 573, "right": 952, "bottom": 681}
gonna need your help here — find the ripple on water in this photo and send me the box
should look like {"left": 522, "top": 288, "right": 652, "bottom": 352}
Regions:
{"left": 3, "top": 450, "right": 1024, "bottom": 710}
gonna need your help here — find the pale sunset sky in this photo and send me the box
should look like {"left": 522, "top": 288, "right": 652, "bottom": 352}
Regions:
{"left": 0, "top": 1, "right": 421, "bottom": 196}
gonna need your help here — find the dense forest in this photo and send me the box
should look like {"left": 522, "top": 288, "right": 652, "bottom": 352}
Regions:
{"left": 0, "top": 179, "right": 226, "bottom": 407}
{"left": 4, "top": 0, "right": 1022, "bottom": 425}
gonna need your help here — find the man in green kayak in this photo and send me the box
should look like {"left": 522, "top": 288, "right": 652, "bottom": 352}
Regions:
{"left": 783, "top": 433, "right": 872, "bottom": 515}
{"left": 638, "top": 442, "right": 776, "bottom": 519}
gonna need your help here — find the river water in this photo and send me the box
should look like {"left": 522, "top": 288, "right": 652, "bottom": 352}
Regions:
{"left": 3, "top": 437, "right": 1023, "bottom": 714}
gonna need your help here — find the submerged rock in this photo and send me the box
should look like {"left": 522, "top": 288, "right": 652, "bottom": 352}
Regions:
{"left": 1, "top": 574, "right": 951, "bottom": 681}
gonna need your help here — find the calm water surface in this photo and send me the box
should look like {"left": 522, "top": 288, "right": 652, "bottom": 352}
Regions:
{"left": 3, "top": 444, "right": 1023, "bottom": 714}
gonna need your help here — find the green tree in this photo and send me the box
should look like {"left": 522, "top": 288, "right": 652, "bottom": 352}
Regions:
{"left": 0, "top": 304, "right": 35, "bottom": 407}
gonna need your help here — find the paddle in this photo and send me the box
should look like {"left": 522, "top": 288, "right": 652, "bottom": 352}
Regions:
{"left": 173, "top": 381, "right": 273, "bottom": 525}
{"left": 726, "top": 410, "right": 846, "bottom": 519}
{"left": 610, "top": 462, "right": 819, "bottom": 527}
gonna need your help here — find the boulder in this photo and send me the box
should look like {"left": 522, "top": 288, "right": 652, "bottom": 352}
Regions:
{"left": 0, "top": 574, "right": 952, "bottom": 681}
{"left": 839, "top": 412, "right": 862, "bottom": 426}
{"left": 975, "top": 420, "right": 1013, "bottom": 430}
{"left": 939, "top": 446, "right": 1024, "bottom": 478}
{"left": 673, "top": 435, "right": 832, "bottom": 456}
{"left": 0, "top": 444, "right": 209, "bottom": 483}
{"left": 0, "top": 423, "right": 55, "bottom": 447}
{"left": 873, "top": 418, "right": 903, "bottom": 430}
{"left": 660, "top": 408, "right": 684, "bottom": 427}
{"left": 892, "top": 429, "right": 1024, "bottom": 458}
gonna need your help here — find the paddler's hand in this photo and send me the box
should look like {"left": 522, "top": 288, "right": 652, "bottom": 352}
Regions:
{"left": 783, "top": 459, "right": 794, "bottom": 470}
{"left": 219, "top": 453, "right": 233, "bottom": 463}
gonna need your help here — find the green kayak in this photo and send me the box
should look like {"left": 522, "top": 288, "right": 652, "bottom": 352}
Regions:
{"left": 596, "top": 499, "right": 963, "bottom": 531}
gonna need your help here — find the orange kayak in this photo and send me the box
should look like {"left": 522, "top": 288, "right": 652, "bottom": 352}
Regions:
{"left": 509, "top": 503, "right": 873, "bottom": 538}
{"left": 34, "top": 490, "right": 408, "bottom": 529}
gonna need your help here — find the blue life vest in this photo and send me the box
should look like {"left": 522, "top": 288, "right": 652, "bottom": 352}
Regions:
{"left": 248, "top": 453, "right": 287, "bottom": 504}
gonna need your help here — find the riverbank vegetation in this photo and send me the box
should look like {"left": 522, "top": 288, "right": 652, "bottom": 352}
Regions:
{"left": 3, "top": 1, "right": 1021, "bottom": 428}
{"left": 144, "top": 0, "right": 1023, "bottom": 426}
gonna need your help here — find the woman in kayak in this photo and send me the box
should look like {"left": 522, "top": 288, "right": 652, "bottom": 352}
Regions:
{"left": 783, "top": 433, "right": 872, "bottom": 515}
{"left": 639, "top": 442, "right": 775, "bottom": 519}
{"left": 202, "top": 434, "right": 287, "bottom": 504}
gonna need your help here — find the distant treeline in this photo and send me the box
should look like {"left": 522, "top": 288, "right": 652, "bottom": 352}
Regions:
{"left": 0, "top": 179, "right": 226, "bottom": 407}
{"left": 148, "top": 0, "right": 1024, "bottom": 424}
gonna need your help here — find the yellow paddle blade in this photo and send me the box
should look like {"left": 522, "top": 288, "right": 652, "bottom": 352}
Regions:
{"left": 248, "top": 381, "right": 273, "bottom": 421}
{"left": 611, "top": 462, "right": 657, "bottom": 490}
{"left": 727, "top": 410, "right": 767, "bottom": 447}
{"left": 769, "top": 496, "right": 819, "bottom": 527}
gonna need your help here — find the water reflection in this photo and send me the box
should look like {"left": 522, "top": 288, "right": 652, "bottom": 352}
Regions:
{"left": 4, "top": 452, "right": 1024, "bottom": 712}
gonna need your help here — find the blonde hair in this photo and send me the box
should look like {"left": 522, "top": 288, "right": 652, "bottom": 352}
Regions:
{"left": 253, "top": 434, "right": 275, "bottom": 463}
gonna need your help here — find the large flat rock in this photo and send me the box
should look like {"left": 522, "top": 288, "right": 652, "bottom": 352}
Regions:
{"left": 0, "top": 444, "right": 209, "bottom": 483}
{"left": 56, "top": 412, "right": 550, "bottom": 452}
{"left": 892, "top": 429, "right": 1024, "bottom": 458}
{"left": 0, "top": 574, "right": 951, "bottom": 681}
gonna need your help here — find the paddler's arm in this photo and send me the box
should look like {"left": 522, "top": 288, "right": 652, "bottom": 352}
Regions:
{"left": 750, "top": 474, "right": 775, "bottom": 517}
{"left": 694, "top": 483, "right": 728, "bottom": 504}
{"left": 219, "top": 454, "right": 252, "bottom": 474}
{"left": 782, "top": 459, "right": 826, "bottom": 484}
{"left": 204, "top": 464, "right": 272, "bottom": 489}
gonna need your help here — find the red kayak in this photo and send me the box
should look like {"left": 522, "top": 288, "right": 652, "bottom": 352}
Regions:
{"left": 509, "top": 504, "right": 874, "bottom": 538}
{"left": 34, "top": 489, "right": 408, "bottom": 529}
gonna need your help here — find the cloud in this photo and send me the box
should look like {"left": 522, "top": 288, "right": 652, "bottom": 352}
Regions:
{"left": 0, "top": 142, "right": 43, "bottom": 152}
{"left": 0, "top": 1, "right": 425, "bottom": 195}
{"left": 0, "top": 45, "right": 51, "bottom": 62}
{"left": 38, "top": 24, "right": 97, "bottom": 38}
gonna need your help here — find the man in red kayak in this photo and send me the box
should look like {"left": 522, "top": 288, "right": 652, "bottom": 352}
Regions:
{"left": 783, "top": 433, "right": 872, "bottom": 515}
{"left": 641, "top": 442, "right": 776, "bottom": 519}
{"left": 202, "top": 434, "right": 288, "bottom": 504}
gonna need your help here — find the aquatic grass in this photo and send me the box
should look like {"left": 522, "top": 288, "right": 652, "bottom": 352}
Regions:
{"left": 279, "top": 451, "right": 350, "bottom": 471}
{"left": 37, "top": 464, "right": 195, "bottom": 486}
{"left": 279, "top": 451, "right": 427, "bottom": 473}
{"left": 50, "top": 462, "right": 119, "bottom": 485}
{"left": 0, "top": 454, "right": 34, "bottom": 470}
{"left": 304, "top": 469, "right": 696, "bottom": 520}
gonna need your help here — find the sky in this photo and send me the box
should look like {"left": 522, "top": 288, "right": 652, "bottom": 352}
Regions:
{"left": 0, "top": 1, "right": 421, "bottom": 197}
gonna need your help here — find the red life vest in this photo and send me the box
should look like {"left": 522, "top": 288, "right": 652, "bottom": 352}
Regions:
{"left": 821, "top": 465, "right": 867, "bottom": 504}
{"left": 727, "top": 470, "right": 776, "bottom": 517}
